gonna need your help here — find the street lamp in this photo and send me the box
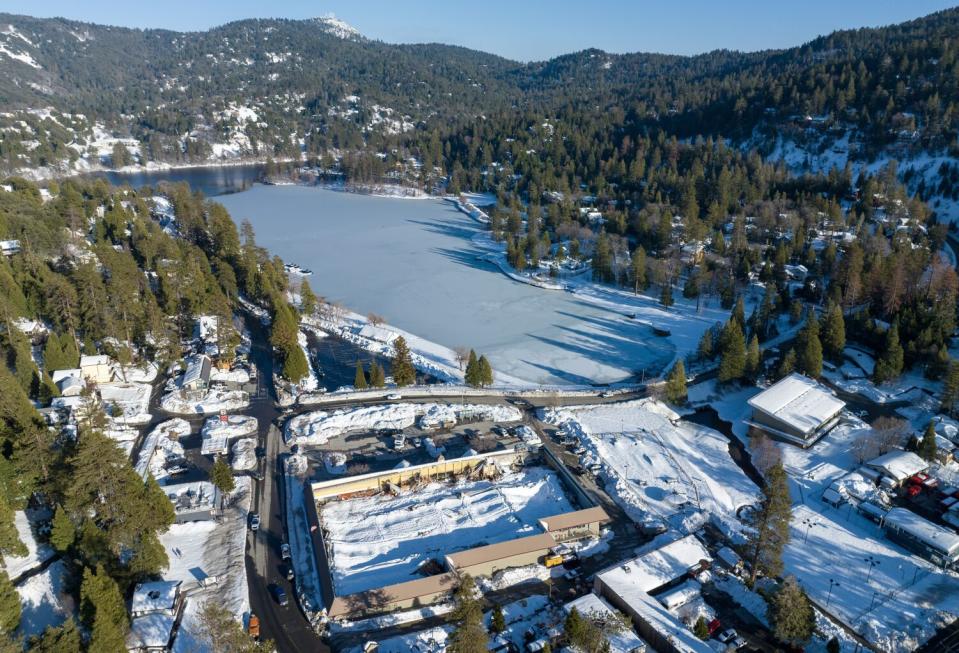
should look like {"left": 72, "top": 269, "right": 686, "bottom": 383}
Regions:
{"left": 801, "top": 517, "right": 820, "bottom": 544}
{"left": 864, "top": 555, "right": 881, "bottom": 584}
{"left": 826, "top": 578, "right": 840, "bottom": 606}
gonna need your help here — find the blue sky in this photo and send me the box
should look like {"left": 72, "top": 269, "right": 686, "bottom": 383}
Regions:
{"left": 6, "top": 1, "right": 957, "bottom": 61}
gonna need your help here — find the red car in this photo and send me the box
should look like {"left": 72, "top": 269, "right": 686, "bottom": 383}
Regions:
{"left": 707, "top": 619, "right": 722, "bottom": 635}
{"left": 906, "top": 484, "right": 922, "bottom": 498}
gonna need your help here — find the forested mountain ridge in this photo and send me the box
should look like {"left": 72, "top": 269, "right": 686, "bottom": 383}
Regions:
{"left": 2, "top": 9, "right": 959, "bottom": 216}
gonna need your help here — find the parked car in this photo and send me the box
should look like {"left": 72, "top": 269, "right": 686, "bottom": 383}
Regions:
{"left": 271, "top": 584, "right": 288, "bottom": 606}
{"left": 280, "top": 543, "right": 291, "bottom": 560}
{"left": 166, "top": 465, "right": 188, "bottom": 477}
{"left": 718, "top": 629, "right": 739, "bottom": 643}
{"left": 249, "top": 514, "right": 260, "bottom": 531}
{"left": 386, "top": 393, "right": 402, "bottom": 400}
{"left": 491, "top": 425, "right": 507, "bottom": 436}
{"left": 282, "top": 564, "right": 295, "bottom": 581}
{"left": 731, "top": 636, "right": 747, "bottom": 650}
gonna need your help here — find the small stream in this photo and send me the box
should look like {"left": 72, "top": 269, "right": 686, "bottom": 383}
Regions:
{"left": 683, "top": 406, "right": 766, "bottom": 489}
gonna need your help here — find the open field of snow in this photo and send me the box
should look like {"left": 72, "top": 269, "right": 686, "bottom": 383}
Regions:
{"left": 161, "top": 476, "right": 252, "bottom": 653}
{"left": 100, "top": 381, "right": 153, "bottom": 425}
{"left": 319, "top": 466, "right": 573, "bottom": 595}
{"left": 218, "top": 185, "right": 695, "bottom": 385}
{"left": 785, "top": 503, "right": 959, "bottom": 652}
{"left": 15, "top": 559, "right": 74, "bottom": 640}
{"left": 542, "top": 399, "right": 758, "bottom": 533}
{"left": 2, "top": 510, "right": 53, "bottom": 580}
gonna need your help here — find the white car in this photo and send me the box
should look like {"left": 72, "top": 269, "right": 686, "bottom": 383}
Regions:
{"left": 386, "top": 393, "right": 402, "bottom": 400}
{"left": 717, "top": 629, "right": 738, "bottom": 644}
{"left": 249, "top": 514, "right": 260, "bottom": 531}
{"left": 280, "top": 543, "right": 291, "bottom": 560}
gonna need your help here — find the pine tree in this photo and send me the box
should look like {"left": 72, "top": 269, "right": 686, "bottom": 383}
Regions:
{"left": 0, "top": 569, "right": 20, "bottom": 635}
{"left": 665, "top": 360, "right": 687, "bottom": 404}
{"left": 391, "top": 336, "right": 416, "bottom": 387}
{"left": 770, "top": 576, "right": 815, "bottom": 645}
{"left": 42, "top": 333, "right": 64, "bottom": 371}
{"left": 778, "top": 349, "right": 797, "bottom": 379}
{"left": 874, "top": 323, "right": 904, "bottom": 384}
{"left": 942, "top": 360, "right": 959, "bottom": 415}
{"left": 32, "top": 619, "right": 82, "bottom": 653}
{"left": 630, "top": 246, "right": 647, "bottom": 293}
{"left": 464, "top": 349, "right": 480, "bottom": 387}
{"left": 478, "top": 355, "right": 494, "bottom": 387}
{"left": 745, "top": 334, "right": 762, "bottom": 381}
{"left": 919, "top": 421, "right": 938, "bottom": 462}
{"left": 745, "top": 462, "right": 792, "bottom": 586}
{"left": 0, "top": 491, "right": 26, "bottom": 558}
{"left": 718, "top": 319, "right": 746, "bottom": 383}
{"left": 370, "top": 362, "right": 386, "bottom": 388}
{"left": 693, "top": 616, "right": 710, "bottom": 640}
{"left": 797, "top": 313, "right": 823, "bottom": 378}
{"left": 660, "top": 281, "right": 674, "bottom": 307}
{"left": 195, "top": 602, "right": 273, "bottom": 652}
{"left": 49, "top": 504, "right": 75, "bottom": 553}
{"left": 299, "top": 279, "right": 317, "bottom": 316}
{"left": 697, "top": 328, "right": 714, "bottom": 360}
{"left": 826, "top": 637, "right": 841, "bottom": 653}
{"left": 80, "top": 565, "right": 127, "bottom": 652}
{"left": 490, "top": 604, "right": 506, "bottom": 634}
{"left": 353, "top": 361, "right": 368, "bottom": 389}
{"left": 732, "top": 296, "right": 746, "bottom": 329}
{"left": 211, "top": 457, "right": 235, "bottom": 495}
{"left": 821, "top": 301, "right": 846, "bottom": 361}
{"left": 448, "top": 575, "right": 488, "bottom": 653}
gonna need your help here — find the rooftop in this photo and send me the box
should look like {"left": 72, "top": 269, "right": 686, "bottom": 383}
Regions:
{"left": 884, "top": 508, "right": 959, "bottom": 556}
{"left": 328, "top": 572, "right": 458, "bottom": 619}
{"left": 597, "top": 534, "right": 711, "bottom": 595}
{"left": 867, "top": 450, "right": 928, "bottom": 481}
{"left": 538, "top": 506, "right": 610, "bottom": 533}
{"left": 80, "top": 354, "right": 111, "bottom": 367}
{"left": 564, "top": 593, "right": 647, "bottom": 653}
{"left": 131, "top": 580, "right": 181, "bottom": 614}
{"left": 747, "top": 373, "right": 845, "bottom": 435}
{"left": 181, "top": 354, "right": 212, "bottom": 387}
{"left": 163, "top": 481, "right": 218, "bottom": 514}
{"left": 445, "top": 533, "right": 556, "bottom": 570}
{"left": 127, "top": 613, "right": 175, "bottom": 650}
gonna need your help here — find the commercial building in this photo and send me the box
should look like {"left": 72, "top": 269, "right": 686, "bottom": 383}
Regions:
{"left": 746, "top": 373, "right": 845, "bottom": 447}
{"left": 445, "top": 533, "right": 556, "bottom": 578}
{"left": 882, "top": 507, "right": 959, "bottom": 568}
{"left": 538, "top": 506, "right": 610, "bottom": 542}
{"left": 163, "top": 481, "right": 219, "bottom": 523}
{"left": 327, "top": 572, "right": 458, "bottom": 620}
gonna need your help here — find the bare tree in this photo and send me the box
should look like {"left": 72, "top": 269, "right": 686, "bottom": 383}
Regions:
{"left": 871, "top": 416, "right": 909, "bottom": 455}
{"left": 851, "top": 435, "right": 879, "bottom": 464}
{"left": 326, "top": 301, "right": 346, "bottom": 326}
{"left": 367, "top": 312, "right": 386, "bottom": 327}
{"left": 750, "top": 432, "right": 783, "bottom": 474}
{"left": 453, "top": 346, "right": 471, "bottom": 370}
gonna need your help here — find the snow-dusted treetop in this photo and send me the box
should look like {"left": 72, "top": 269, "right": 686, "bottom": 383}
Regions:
{"left": 312, "top": 14, "right": 363, "bottom": 41}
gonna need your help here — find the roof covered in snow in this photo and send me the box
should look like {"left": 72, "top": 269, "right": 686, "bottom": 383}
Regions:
{"left": 884, "top": 508, "right": 959, "bottom": 555}
{"left": 866, "top": 450, "right": 928, "bottom": 482}
{"left": 181, "top": 354, "right": 212, "bottom": 388}
{"left": 328, "top": 572, "right": 457, "bottom": 619}
{"left": 597, "top": 534, "right": 711, "bottom": 595}
{"left": 564, "top": 593, "right": 648, "bottom": 653}
{"left": 127, "top": 613, "right": 175, "bottom": 650}
{"left": 79, "top": 354, "right": 111, "bottom": 367}
{"left": 747, "top": 373, "right": 845, "bottom": 435}
{"left": 131, "top": 580, "right": 181, "bottom": 614}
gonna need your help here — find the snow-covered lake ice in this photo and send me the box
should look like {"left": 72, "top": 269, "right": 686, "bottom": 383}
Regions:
{"left": 218, "top": 185, "right": 674, "bottom": 385}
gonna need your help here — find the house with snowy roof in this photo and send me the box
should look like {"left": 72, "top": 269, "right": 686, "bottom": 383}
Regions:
{"left": 181, "top": 354, "right": 212, "bottom": 392}
{"left": 866, "top": 450, "right": 929, "bottom": 487}
{"left": 127, "top": 580, "right": 184, "bottom": 652}
{"left": 0, "top": 239, "right": 21, "bottom": 256}
{"left": 746, "top": 373, "right": 845, "bottom": 447}
{"left": 80, "top": 354, "right": 115, "bottom": 384}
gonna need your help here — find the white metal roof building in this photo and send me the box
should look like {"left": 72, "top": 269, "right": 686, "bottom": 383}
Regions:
{"left": 127, "top": 613, "right": 176, "bottom": 652}
{"left": 746, "top": 373, "right": 845, "bottom": 447}
{"left": 866, "top": 450, "right": 929, "bottom": 484}
{"left": 564, "top": 593, "right": 648, "bottom": 653}
{"left": 131, "top": 580, "right": 181, "bottom": 617}
{"left": 596, "top": 535, "right": 711, "bottom": 595}
{"left": 882, "top": 507, "right": 959, "bottom": 567}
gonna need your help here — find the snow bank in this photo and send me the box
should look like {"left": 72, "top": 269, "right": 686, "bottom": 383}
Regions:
{"left": 201, "top": 415, "right": 258, "bottom": 456}
{"left": 135, "top": 418, "right": 191, "bottom": 482}
{"left": 160, "top": 388, "right": 250, "bottom": 414}
{"left": 100, "top": 381, "right": 153, "bottom": 425}
{"left": 1, "top": 510, "right": 53, "bottom": 580}
{"left": 230, "top": 438, "right": 257, "bottom": 471}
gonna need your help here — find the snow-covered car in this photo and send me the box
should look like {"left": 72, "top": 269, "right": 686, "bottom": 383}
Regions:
{"left": 280, "top": 543, "right": 291, "bottom": 560}
{"left": 166, "top": 465, "right": 188, "bottom": 476}
{"left": 731, "top": 636, "right": 747, "bottom": 650}
{"left": 386, "top": 393, "right": 402, "bottom": 400}
{"left": 717, "top": 629, "right": 738, "bottom": 643}
{"left": 249, "top": 514, "right": 260, "bottom": 531}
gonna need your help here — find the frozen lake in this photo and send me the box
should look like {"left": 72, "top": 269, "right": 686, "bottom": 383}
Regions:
{"left": 218, "top": 185, "right": 673, "bottom": 385}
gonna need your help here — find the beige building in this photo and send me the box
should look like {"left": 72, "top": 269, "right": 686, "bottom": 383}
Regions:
{"left": 328, "top": 572, "right": 458, "bottom": 620}
{"left": 538, "top": 506, "right": 610, "bottom": 542}
{"left": 80, "top": 354, "right": 115, "bottom": 384}
{"left": 445, "top": 533, "right": 556, "bottom": 578}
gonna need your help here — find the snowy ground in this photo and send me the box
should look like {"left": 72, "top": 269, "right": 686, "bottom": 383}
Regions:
{"left": 201, "top": 414, "right": 257, "bottom": 455}
{"left": 15, "top": 559, "right": 74, "bottom": 640}
{"left": 161, "top": 476, "right": 252, "bottom": 653}
{"left": 231, "top": 438, "right": 257, "bottom": 471}
{"left": 542, "top": 399, "right": 758, "bottom": 533}
{"left": 784, "top": 503, "right": 959, "bottom": 652}
{"left": 285, "top": 402, "right": 521, "bottom": 447}
{"left": 2, "top": 510, "right": 53, "bottom": 580}
{"left": 218, "top": 186, "right": 727, "bottom": 386}
{"left": 319, "top": 466, "right": 573, "bottom": 595}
